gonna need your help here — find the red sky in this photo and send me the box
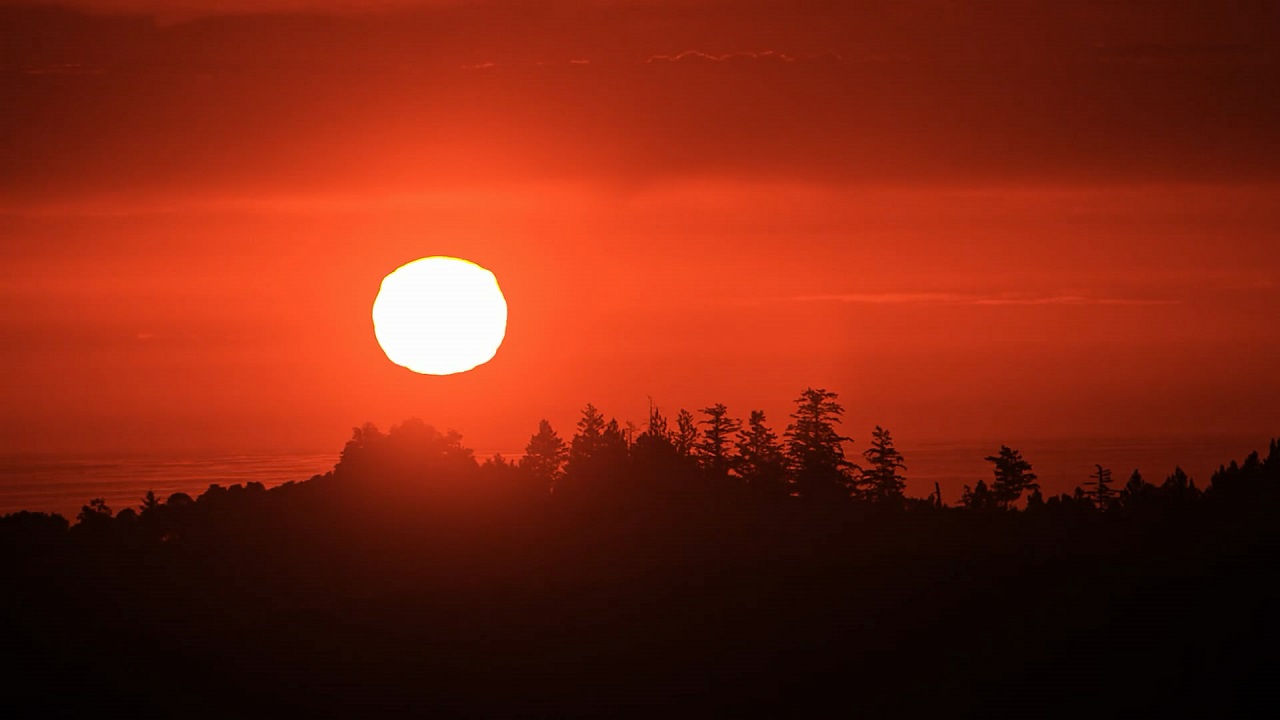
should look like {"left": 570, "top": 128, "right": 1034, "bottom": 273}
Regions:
{"left": 2, "top": 1, "right": 1277, "bottom": 472}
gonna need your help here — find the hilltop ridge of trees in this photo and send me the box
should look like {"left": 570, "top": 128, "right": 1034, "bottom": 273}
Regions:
{"left": 3, "top": 386, "right": 1278, "bottom": 543}
{"left": 2, "top": 387, "right": 1278, "bottom": 717}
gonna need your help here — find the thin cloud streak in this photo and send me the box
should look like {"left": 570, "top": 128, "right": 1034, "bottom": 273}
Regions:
{"left": 646, "top": 50, "right": 800, "bottom": 63}
{"left": 787, "top": 293, "right": 1181, "bottom": 307}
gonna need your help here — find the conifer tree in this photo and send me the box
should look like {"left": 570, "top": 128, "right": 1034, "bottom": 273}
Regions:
{"left": 983, "top": 446, "right": 1039, "bottom": 509}
{"left": 959, "top": 480, "right": 995, "bottom": 510}
{"left": 521, "top": 419, "right": 568, "bottom": 489}
{"left": 632, "top": 403, "right": 673, "bottom": 455}
{"left": 695, "top": 403, "right": 741, "bottom": 479}
{"left": 140, "top": 489, "right": 160, "bottom": 515}
{"left": 1118, "top": 469, "right": 1152, "bottom": 509}
{"left": 860, "top": 425, "right": 907, "bottom": 504}
{"left": 735, "top": 410, "right": 788, "bottom": 498}
{"left": 567, "top": 403, "right": 606, "bottom": 473}
{"left": 645, "top": 401, "right": 670, "bottom": 441}
{"left": 564, "top": 404, "right": 629, "bottom": 494}
{"left": 1160, "top": 466, "right": 1201, "bottom": 504}
{"left": 784, "top": 388, "right": 853, "bottom": 501}
{"left": 631, "top": 403, "right": 689, "bottom": 488}
{"left": 674, "top": 409, "right": 698, "bottom": 458}
{"left": 1082, "top": 464, "right": 1116, "bottom": 511}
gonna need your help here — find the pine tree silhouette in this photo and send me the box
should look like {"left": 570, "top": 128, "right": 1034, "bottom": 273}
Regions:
{"left": 1082, "top": 464, "right": 1116, "bottom": 511}
{"left": 860, "top": 425, "right": 907, "bottom": 505}
{"left": 674, "top": 409, "right": 698, "bottom": 458}
{"left": 695, "top": 403, "right": 741, "bottom": 480}
{"left": 983, "top": 446, "right": 1039, "bottom": 510}
{"left": 785, "top": 388, "right": 854, "bottom": 502}
{"left": 521, "top": 419, "right": 568, "bottom": 490}
{"left": 735, "top": 410, "right": 789, "bottom": 498}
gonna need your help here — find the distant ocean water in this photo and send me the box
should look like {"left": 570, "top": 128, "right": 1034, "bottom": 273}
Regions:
{"left": 0, "top": 435, "right": 1272, "bottom": 519}
{"left": 0, "top": 453, "right": 338, "bottom": 519}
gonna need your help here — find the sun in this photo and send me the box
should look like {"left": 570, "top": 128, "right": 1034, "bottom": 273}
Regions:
{"left": 372, "top": 256, "right": 508, "bottom": 376}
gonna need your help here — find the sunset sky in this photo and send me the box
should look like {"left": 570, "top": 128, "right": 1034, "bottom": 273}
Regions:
{"left": 2, "top": 0, "right": 1277, "bottom": 472}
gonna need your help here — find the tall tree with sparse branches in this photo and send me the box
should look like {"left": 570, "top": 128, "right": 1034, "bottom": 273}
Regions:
{"left": 695, "top": 403, "right": 741, "bottom": 479}
{"left": 1082, "top": 464, "right": 1116, "bottom": 511}
{"left": 674, "top": 409, "right": 698, "bottom": 458}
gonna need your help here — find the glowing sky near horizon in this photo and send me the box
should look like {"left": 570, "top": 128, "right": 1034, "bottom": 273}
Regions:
{"left": 1, "top": 1, "right": 1276, "bottom": 473}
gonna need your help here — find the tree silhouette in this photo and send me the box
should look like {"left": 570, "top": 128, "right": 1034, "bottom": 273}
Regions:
{"left": 674, "top": 409, "right": 698, "bottom": 458}
{"left": 0, "top": 511, "right": 69, "bottom": 544}
{"left": 632, "top": 404, "right": 669, "bottom": 453}
{"left": 959, "top": 479, "right": 996, "bottom": 510}
{"left": 333, "top": 419, "right": 475, "bottom": 493}
{"left": 643, "top": 401, "right": 670, "bottom": 441}
{"left": 1160, "top": 466, "right": 1201, "bottom": 505}
{"left": 1025, "top": 487, "right": 1045, "bottom": 511}
{"left": 983, "top": 446, "right": 1039, "bottom": 510}
{"left": 4, "top": 418, "right": 1280, "bottom": 719}
{"left": 1118, "top": 469, "right": 1153, "bottom": 510}
{"left": 785, "top": 388, "right": 854, "bottom": 502}
{"left": 134, "top": 489, "right": 173, "bottom": 542}
{"left": 334, "top": 422, "right": 387, "bottom": 478}
{"left": 166, "top": 492, "right": 194, "bottom": 509}
{"left": 78, "top": 497, "right": 111, "bottom": 522}
{"left": 567, "top": 403, "right": 607, "bottom": 474}
{"left": 734, "top": 410, "right": 789, "bottom": 498}
{"left": 600, "top": 420, "right": 629, "bottom": 466}
{"left": 520, "top": 419, "right": 568, "bottom": 490}
{"left": 1205, "top": 449, "right": 1277, "bottom": 504}
{"left": 564, "top": 404, "right": 629, "bottom": 495}
{"left": 75, "top": 497, "right": 113, "bottom": 533}
{"left": 140, "top": 489, "right": 160, "bottom": 516}
{"left": 860, "top": 425, "right": 907, "bottom": 505}
{"left": 695, "top": 403, "right": 740, "bottom": 480}
{"left": 631, "top": 404, "right": 694, "bottom": 497}
{"left": 480, "top": 453, "right": 524, "bottom": 490}
{"left": 1082, "top": 464, "right": 1116, "bottom": 511}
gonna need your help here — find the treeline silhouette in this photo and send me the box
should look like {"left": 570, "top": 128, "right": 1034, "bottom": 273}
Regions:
{"left": 3, "top": 388, "right": 1278, "bottom": 717}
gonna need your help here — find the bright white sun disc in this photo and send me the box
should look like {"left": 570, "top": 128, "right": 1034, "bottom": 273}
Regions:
{"left": 372, "top": 256, "right": 508, "bottom": 375}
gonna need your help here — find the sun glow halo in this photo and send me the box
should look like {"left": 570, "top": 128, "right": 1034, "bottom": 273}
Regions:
{"left": 372, "top": 257, "right": 508, "bottom": 376}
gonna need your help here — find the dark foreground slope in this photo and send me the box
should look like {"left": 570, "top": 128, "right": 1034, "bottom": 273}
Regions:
{"left": 3, "top": 438, "right": 1279, "bottom": 718}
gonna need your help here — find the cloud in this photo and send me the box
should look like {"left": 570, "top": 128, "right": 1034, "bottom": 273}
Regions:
{"left": 646, "top": 50, "right": 799, "bottom": 64}
{"left": 787, "top": 293, "right": 1180, "bottom": 307}
{"left": 3, "top": 1, "right": 1278, "bottom": 201}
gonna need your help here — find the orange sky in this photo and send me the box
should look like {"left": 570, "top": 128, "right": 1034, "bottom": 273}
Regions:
{"left": 2, "top": 1, "right": 1278, "bottom": 464}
